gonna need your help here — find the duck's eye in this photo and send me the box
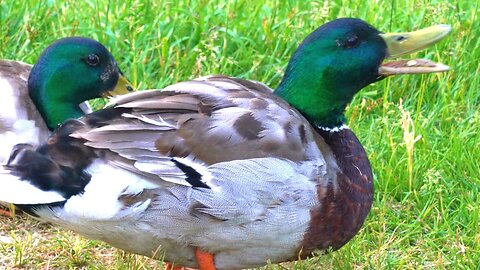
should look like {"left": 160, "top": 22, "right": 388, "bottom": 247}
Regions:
{"left": 395, "top": 35, "right": 407, "bottom": 42}
{"left": 85, "top": 54, "right": 100, "bottom": 67}
{"left": 345, "top": 34, "right": 360, "bottom": 48}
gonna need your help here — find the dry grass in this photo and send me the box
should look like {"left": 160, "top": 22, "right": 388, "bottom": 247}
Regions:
{"left": 0, "top": 212, "right": 165, "bottom": 269}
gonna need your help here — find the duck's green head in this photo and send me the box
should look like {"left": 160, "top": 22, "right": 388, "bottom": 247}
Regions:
{"left": 28, "top": 37, "right": 134, "bottom": 130}
{"left": 275, "top": 18, "right": 451, "bottom": 129}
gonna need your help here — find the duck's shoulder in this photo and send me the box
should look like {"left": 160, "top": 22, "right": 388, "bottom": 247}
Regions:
{"left": 0, "top": 60, "right": 49, "bottom": 160}
{"left": 0, "top": 60, "right": 46, "bottom": 121}
{"left": 0, "top": 60, "right": 32, "bottom": 114}
{"left": 0, "top": 60, "right": 31, "bottom": 80}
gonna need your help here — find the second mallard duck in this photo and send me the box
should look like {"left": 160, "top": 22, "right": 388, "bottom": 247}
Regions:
{"left": 0, "top": 19, "right": 450, "bottom": 270}
{"left": 0, "top": 37, "right": 133, "bottom": 164}
{"left": 0, "top": 37, "right": 133, "bottom": 217}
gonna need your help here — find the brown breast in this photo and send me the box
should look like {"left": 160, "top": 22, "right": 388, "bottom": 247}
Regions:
{"left": 298, "top": 127, "right": 374, "bottom": 257}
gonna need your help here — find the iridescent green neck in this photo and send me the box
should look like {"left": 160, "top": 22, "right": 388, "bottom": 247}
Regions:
{"left": 275, "top": 74, "right": 348, "bottom": 128}
{"left": 30, "top": 80, "right": 86, "bottom": 130}
{"left": 38, "top": 100, "right": 84, "bottom": 131}
{"left": 29, "top": 67, "right": 95, "bottom": 130}
{"left": 274, "top": 57, "right": 352, "bottom": 129}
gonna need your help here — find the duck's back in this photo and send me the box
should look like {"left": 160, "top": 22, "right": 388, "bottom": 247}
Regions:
{"left": 98, "top": 75, "right": 325, "bottom": 164}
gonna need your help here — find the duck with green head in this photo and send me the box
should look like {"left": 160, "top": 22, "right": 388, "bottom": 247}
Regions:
{"left": 0, "top": 37, "right": 133, "bottom": 164}
{"left": 0, "top": 19, "right": 450, "bottom": 270}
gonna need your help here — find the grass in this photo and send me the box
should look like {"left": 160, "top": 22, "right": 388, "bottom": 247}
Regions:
{"left": 0, "top": 0, "right": 479, "bottom": 269}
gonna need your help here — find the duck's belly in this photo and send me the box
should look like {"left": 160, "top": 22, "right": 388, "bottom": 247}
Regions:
{"left": 32, "top": 159, "right": 321, "bottom": 269}
{"left": 50, "top": 215, "right": 307, "bottom": 270}
{"left": 37, "top": 191, "right": 314, "bottom": 270}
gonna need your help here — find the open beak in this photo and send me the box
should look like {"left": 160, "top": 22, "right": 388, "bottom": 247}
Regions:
{"left": 103, "top": 74, "right": 135, "bottom": 98}
{"left": 379, "top": 24, "right": 451, "bottom": 76}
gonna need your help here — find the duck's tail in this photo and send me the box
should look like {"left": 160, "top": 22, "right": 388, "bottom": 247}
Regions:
{"left": 0, "top": 168, "right": 66, "bottom": 205}
{"left": 0, "top": 144, "right": 67, "bottom": 205}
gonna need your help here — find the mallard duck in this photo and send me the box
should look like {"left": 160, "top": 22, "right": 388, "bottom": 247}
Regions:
{"left": 0, "top": 37, "right": 133, "bottom": 217}
{"left": 0, "top": 37, "right": 133, "bottom": 164}
{"left": 0, "top": 19, "right": 450, "bottom": 270}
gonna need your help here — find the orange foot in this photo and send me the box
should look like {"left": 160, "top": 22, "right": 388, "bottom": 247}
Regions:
{"left": 195, "top": 247, "right": 216, "bottom": 270}
{"left": 163, "top": 247, "right": 215, "bottom": 270}
{"left": 0, "top": 208, "right": 12, "bottom": 217}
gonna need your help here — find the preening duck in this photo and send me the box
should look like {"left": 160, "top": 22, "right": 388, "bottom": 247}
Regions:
{"left": 0, "top": 37, "right": 133, "bottom": 164}
{"left": 0, "top": 37, "right": 133, "bottom": 217}
{"left": 0, "top": 19, "right": 450, "bottom": 270}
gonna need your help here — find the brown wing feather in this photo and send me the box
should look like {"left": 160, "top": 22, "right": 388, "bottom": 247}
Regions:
{"left": 74, "top": 76, "right": 324, "bottom": 169}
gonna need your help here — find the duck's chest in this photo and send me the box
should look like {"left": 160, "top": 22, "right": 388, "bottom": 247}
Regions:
{"left": 298, "top": 127, "right": 374, "bottom": 257}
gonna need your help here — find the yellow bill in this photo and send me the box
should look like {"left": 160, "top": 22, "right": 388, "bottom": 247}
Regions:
{"left": 379, "top": 24, "right": 451, "bottom": 76}
{"left": 104, "top": 74, "right": 135, "bottom": 97}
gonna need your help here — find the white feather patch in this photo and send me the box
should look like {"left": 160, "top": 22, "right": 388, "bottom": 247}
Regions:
{"left": 0, "top": 170, "right": 66, "bottom": 204}
{"left": 0, "top": 120, "right": 44, "bottom": 164}
{"left": 163, "top": 80, "right": 227, "bottom": 98}
{"left": 317, "top": 124, "right": 350, "bottom": 132}
{"left": 78, "top": 101, "right": 92, "bottom": 114}
{"left": 134, "top": 159, "right": 190, "bottom": 186}
{"left": 0, "top": 78, "right": 46, "bottom": 164}
{"left": 172, "top": 156, "right": 217, "bottom": 190}
{"left": 63, "top": 159, "right": 158, "bottom": 220}
{"left": 0, "top": 77, "right": 25, "bottom": 123}
{"left": 121, "top": 113, "right": 177, "bottom": 129}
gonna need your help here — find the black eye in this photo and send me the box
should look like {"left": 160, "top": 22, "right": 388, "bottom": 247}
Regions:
{"left": 85, "top": 54, "right": 100, "bottom": 66}
{"left": 345, "top": 34, "right": 360, "bottom": 48}
{"left": 395, "top": 35, "right": 407, "bottom": 42}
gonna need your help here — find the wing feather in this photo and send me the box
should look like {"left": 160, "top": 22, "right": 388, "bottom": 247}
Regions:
{"left": 74, "top": 76, "right": 326, "bottom": 187}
